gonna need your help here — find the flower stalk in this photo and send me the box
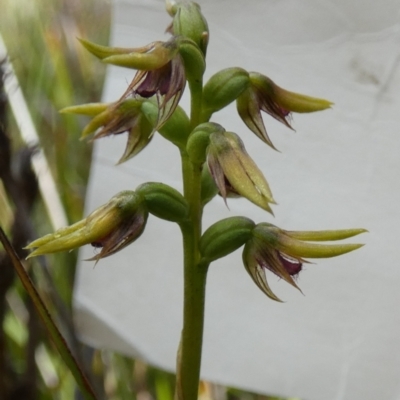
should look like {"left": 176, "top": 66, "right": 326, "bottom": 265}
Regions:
{"left": 177, "top": 79, "right": 208, "bottom": 398}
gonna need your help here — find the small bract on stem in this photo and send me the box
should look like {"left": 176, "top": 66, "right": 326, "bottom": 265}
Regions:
{"left": 26, "top": 1, "right": 366, "bottom": 399}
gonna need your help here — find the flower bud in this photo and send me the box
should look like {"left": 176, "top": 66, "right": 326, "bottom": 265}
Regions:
{"left": 171, "top": 2, "right": 209, "bottom": 55}
{"left": 26, "top": 191, "right": 148, "bottom": 260}
{"left": 136, "top": 182, "right": 189, "bottom": 222}
{"left": 141, "top": 101, "right": 190, "bottom": 148}
{"left": 178, "top": 38, "right": 206, "bottom": 85}
{"left": 200, "top": 217, "right": 255, "bottom": 262}
{"left": 202, "top": 68, "right": 250, "bottom": 118}
{"left": 186, "top": 122, "right": 224, "bottom": 165}
{"left": 165, "top": 0, "right": 177, "bottom": 16}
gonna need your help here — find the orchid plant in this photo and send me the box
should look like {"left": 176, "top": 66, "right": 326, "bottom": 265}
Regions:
{"left": 26, "top": 2, "right": 365, "bottom": 399}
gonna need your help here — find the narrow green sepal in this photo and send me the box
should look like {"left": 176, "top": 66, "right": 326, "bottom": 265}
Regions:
{"left": 202, "top": 68, "right": 250, "bottom": 117}
{"left": 60, "top": 103, "right": 109, "bottom": 116}
{"left": 81, "top": 111, "right": 111, "bottom": 138}
{"left": 78, "top": 38, "right": 135, "bottom": 60}
{"left": 79, "top": 38, "right": 174, "bottom": 70}
{"left": 117, "top": 114, "right": 153, "bottom": 164}
{"left": 200, "top": 216, "right": 255, "bottom": 262}
{"left": 26, "top": 219, "right": 86, "bottom": 249}
{"left": 141, "top": 101, "right": 190, "bottom": 148}
{"left": 285, "top": 228, "right": 367, "bottom": 241}
{"left": 186, "top": 123, "right": 224, "bottom": 165}
{"left": 136, "top": 182, "right": 189, "bottom": 222}
{"left": 279, "top": 239, "right": 365, "bottom": 259}
{"left": 102, "top": 52, "right": 167, "bottom": 70}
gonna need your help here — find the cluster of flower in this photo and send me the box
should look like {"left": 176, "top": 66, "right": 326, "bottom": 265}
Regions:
{"left": 27, "top": 1, "right": 365, "bottom": 301}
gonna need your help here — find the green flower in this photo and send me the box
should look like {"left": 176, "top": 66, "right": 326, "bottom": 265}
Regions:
{"left": 26, "top": 191, "right": 148, "bottom": 261}
{"left": 62, "top": 99, "right": 153, "bottom": 164}
{"left": 207, "top": 131, "right": 275, "bottom": 213}
{"left": 80, "top": 37, "right": 186, "bottom": 132}
{"left": 237, "top": 72, "right": 332, "bottom": 150}
{"left": 243, "top": 223, "right": 366, "bottom": 301}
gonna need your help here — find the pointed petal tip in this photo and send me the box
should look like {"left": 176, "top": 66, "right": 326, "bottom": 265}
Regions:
{"left": 270, "top": 295, "right": 284, "bottom": 303}
{"left": 261, "top": 201, "right": 275, "bottom": 216}
{"left": 25, "top": 250, "right": 39, "bottom": 259}
{"left": 84, "top": 255, "right": 100, "bottom": 262}
{"left": 115, "top": 157, "right": 125, "bottom": 166}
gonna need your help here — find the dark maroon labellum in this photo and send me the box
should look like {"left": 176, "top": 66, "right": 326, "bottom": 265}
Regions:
{"left": 136, "top": 63, "right": 172, "bottom": 98}
{"left": 277, "top": 251, "right": 302, "bottom": 275}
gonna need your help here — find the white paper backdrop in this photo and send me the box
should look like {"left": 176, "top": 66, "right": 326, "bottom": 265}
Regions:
{"left": 73, "top": 1, "right": 400, "bottom": 399}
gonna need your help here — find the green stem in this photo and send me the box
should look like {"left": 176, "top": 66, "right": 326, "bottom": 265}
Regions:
{"left": 189, "top": 80, "right": 203, "bottom": 130}
{"left": 177, "top": 78, "right": 208, "bottom": 400}
{"left": 178, "top": 152, "right": 207, "bottom": 400}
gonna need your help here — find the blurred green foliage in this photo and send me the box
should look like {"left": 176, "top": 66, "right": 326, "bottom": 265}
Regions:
{"left": 1, "top": 0, "right": 110, "bottom": 223}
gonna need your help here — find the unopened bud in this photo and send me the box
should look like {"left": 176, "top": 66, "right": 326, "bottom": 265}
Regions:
{"left": 202, "top": 68, "right": 250, "bottom": 118}
{"left": 141, "top": 101, "right": 190, "bottom": 148}
{"left": 178, "top": 38, "right": 206, "bottom": 85}
{"left": 172, "top": 2, "right": 209, "bottom": 54}
{"left": 200, "top": 217, "right": 255, "bottom": 262}
{"left": 186, "top": 122, "right": 224, "bottom": 165}
{"left": 136, "top": 182, "right": 189, "bottom": 222}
